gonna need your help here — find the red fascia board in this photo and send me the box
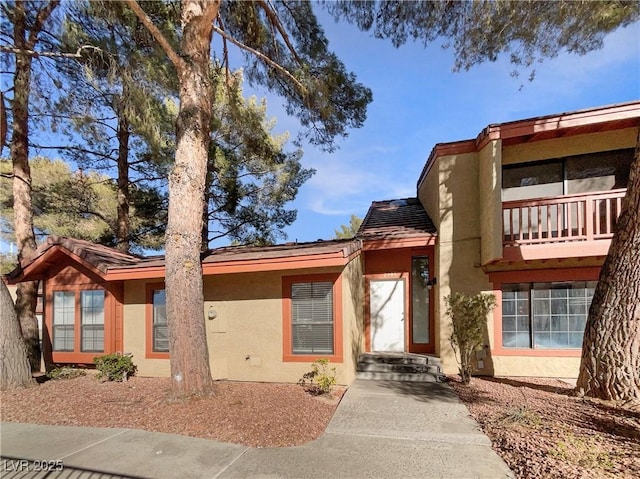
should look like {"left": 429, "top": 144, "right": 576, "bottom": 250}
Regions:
{"left": 476, "top": 102, "right": 640, "bottom": 150}
{"left": 416, "top": 101, "right": 640, "bottom": 192}
{"left": 105, "top": 251, "right": 355, "bottom": 281}
{"left": 8, "top": 245, "right": 107, "bottom": 284}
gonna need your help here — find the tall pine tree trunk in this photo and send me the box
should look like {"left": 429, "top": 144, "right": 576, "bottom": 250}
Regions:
{"left": 163, "top": 0, "right": 220, "bottom": 397}
{"left": 10, "top": 2, "right": 41, "bottom": 372}
{"left": 576, "top": 132, "right": 640, "bottom": 402}
{"left": 0, "top": 281, "right": 33, "bottom": 390}
{"left": 116, "top": 96, "right": 131, "bottom": 253}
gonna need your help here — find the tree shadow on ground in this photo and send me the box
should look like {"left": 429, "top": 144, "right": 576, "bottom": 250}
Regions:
{"left": 482, "top": 376, "right": 574, "bottom": 396}
{"left": 371, "top": 378, "right": 498, "bottom": 405}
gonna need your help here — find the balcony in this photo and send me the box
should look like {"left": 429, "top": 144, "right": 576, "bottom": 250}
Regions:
{"left": 502, "top": 189, "right": 626, "bottom": 261}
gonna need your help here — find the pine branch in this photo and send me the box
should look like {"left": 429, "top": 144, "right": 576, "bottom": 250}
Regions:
{"left": 124, "top": 0, "right": 185, "bottom": 72}
{"left": 211, "top": 24, "right": 307, "bottom": 95}
{"left": 0, "top": 44, "right": 104, "bottom": 59}
{"left": 26, "top": 0, "right": 60, "bottom": 50}
{"left": 258, "top": 0, "right": 302, "bottom": 66}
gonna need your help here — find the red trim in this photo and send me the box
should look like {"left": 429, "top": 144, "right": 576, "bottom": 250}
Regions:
{"left": 12, "top": 245, "right": 108, "bottom": 283}
{"left": 282, "top": 273, "right": 343, "bottom": 363}
{"left": 417, "top": 101, "right": 640, "bottom": 191}
{"left": 106, "top": 252, "right": 355, "bottom": 281}
{"left": 46, "top": 284, "right": 114, "bottom": 364}
{"left": 145, "top": 282, "right": 169, "bottom": 359}
{"left": 490, "top": 267, "right": 600, "bottom": 357}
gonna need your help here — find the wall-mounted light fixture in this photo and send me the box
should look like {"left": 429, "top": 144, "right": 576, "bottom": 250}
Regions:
{"left": 426, "top": 277, "right": 437, "bottom": 290}
{"left": 207, "top": 306, "right": 217, "bottom": 320}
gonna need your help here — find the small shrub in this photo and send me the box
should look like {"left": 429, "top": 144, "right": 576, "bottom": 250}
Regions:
{"left": 47, "top": 367, "right": 86, "bottom": 380}
{"left": 446, "top": 292, "right": 496, "bottom": 384}
{"left": 298, "top": 359, "right": 336, "bottom": 395}
{"left": 549, "top": 432, "right": 614, "bottom": 470}
{"left": 498, "top": 405, "right": 541, "bottom": 428}
{"left": 93, "top": 353, "right": 136, "bottom": 382}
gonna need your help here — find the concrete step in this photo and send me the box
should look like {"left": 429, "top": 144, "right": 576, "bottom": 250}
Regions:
{"left": 359, "top": 352, "right": 442, "bottom": 368}
{"left": 356, "top": 353, "right": 445, "bottom": 383}
{"left": 357, "top": 362, "right": 441, "bottom": 375}
{"left": 355, "top": 370, "right": 444, "bottom": 382}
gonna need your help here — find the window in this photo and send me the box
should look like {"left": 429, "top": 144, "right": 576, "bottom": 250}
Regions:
{"left": 502, "top": 148, "right": 633, "bottom": 202}
{"left": 52, "top": 289, "right": 105, "bottom": 353}
{"left": 145, "top": 283, "right": 169, "bottom": 358}
{"left": 152, "top": 289, "right": 168, "bottom": 353}
{"left": 53, "top": 291, "right": 75, "bottom": 351}
{"left": 502, "top": 282, "right": 596, "bottom": 349}
{"left": 291, "top": 282, "right": 334, "bottom": 354}
{"left": 282, "top": 273, "right": 343, "bottom": 362}
{"left": 80, "top": 290, "right": 105, "bottom": 352}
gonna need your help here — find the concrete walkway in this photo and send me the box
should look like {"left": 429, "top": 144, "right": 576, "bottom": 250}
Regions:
{"left": 1, "top": 379, "right": 513, "bottom": 479}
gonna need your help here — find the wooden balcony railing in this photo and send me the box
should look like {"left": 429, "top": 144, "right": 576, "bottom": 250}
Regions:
{"left": 503, "top": 189, "right": 626, "bottom": 246}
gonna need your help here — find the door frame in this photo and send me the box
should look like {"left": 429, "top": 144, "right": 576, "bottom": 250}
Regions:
{"left": 365, "top": 272, "right": 409, "bottom": 352}
{"left": 407, "top": 255, "right": 435, "bottom": 354}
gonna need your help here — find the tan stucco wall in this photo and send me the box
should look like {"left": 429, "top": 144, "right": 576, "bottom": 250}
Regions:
{"left": 122, "top": 280, "right": 170, "bottom": 377}
{"left": 122, "top": 260, "right": 363, "bottom": 385}
{"left": 503, "top": 127, "right": 638, "bottom": 165}
{"left": 478, "top": 139, "right": 503, "bottom": 265}
{"left": 419, "top": 151, "right": 494, "bottom": 374}
{"left": 491, "top": 356, "right": 581, "bottom": 378}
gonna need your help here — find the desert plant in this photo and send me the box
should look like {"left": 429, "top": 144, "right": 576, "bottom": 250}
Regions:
{"left": 47, "top": 367, "right": 87, "bottom": 380}
{"left": 446, "top": 292, "right": 496, "bottom": 384}
{"left": 298, "top": 359, "right": 336, "bottom": 395}
{"left": 93, "top": 353, "right": 136, "bottom": 382}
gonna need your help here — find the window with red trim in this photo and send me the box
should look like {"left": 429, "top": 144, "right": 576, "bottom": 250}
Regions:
{"left": 282, "top": 273, "right": 343, "bottom": 363}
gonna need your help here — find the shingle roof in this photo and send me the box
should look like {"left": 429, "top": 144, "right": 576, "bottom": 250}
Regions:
{"left": 358, "top": 198, "right": 437, "bottom": 240}
{"left": 10, "top": 236, "right": 141, "bottom": 278}
{"left": 9, "top": 235, "right": 362, "bottom": 281}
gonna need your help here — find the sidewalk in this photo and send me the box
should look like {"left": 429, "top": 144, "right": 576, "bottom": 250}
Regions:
{"left": 1, "top": 379, "right": 513, "bottom": 479}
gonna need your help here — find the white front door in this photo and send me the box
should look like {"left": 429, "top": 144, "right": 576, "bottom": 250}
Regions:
{"left": 370, "top": 279, "right": 405, "bottom": 352}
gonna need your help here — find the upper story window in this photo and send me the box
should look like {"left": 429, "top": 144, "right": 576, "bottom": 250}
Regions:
{"left": 502, "top": 148, "right": 633, "bottom": 202}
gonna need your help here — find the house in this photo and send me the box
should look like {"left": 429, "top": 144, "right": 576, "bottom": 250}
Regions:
{"left": 7, "top": 101, "right": 639, "bottom": 383}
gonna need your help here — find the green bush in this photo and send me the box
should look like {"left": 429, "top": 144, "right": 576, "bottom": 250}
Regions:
{"left": 446, "top": 292, "right": 496, "bottom": 385}
{"left": 298, "top": 359, "right": 336, "bottom": 395}
{"left": 47, "top": 367, "right": 86, "bottom": 380}
{"left": 93, "top": 353, "right": 136, "bottom": 382}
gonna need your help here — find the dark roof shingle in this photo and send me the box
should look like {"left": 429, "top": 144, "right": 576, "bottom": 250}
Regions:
{"left": 358, "top": 198, "right": 436, "bottom": 240}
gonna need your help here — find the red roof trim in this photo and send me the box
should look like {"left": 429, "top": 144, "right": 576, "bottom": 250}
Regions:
{"left": 8, "top": 245, "right": 108, "bottom": 283}
{"left": 417, "top": 101, "right": 640, "bottom": 191}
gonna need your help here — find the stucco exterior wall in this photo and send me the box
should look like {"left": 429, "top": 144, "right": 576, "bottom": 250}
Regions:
{"left": 420, "top": 151, "right": 494, "bottom": 374}
{"left": 123, "top": 261, "right": 361, "bottom": 385}
{"left": 502, "top": 127, "right": 637, "bottom": 165}
{"left": 123, "top": 279, "right": 170, "bottom": 377}
{"left": 478, "top": 139, "right": 503, "bottom": 265}
{"left": 491, "top": 356, "right": 581, "bottom": 378}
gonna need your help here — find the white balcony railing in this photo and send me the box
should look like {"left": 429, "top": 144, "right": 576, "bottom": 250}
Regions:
{"left": 503, "top": 189, "right": 626, "bottom": 246}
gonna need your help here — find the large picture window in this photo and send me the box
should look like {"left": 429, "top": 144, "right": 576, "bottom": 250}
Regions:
{"left": 291, "top": 282, "right": 334, "bottom": 354}
{"left": 53, "top": 289, "right": 105, "bottom": 353}
{"left": 502, "top": 281, "right": 596, "bottom": 349}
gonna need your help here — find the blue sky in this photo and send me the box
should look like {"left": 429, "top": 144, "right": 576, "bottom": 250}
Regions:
{"left": 245, "top": 9, "right": 640, "bottom": 244}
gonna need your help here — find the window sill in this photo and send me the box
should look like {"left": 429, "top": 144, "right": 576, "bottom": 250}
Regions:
{"left": 145, "top": 351, "right": 170, "bottom": 360}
